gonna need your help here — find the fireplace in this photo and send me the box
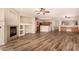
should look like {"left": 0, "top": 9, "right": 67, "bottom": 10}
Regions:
{"left": 10, "top": 26, "right": 17, "bottom": 37}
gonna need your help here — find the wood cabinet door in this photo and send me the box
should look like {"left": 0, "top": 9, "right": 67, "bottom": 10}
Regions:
{"left": 61, "top": 27, "right": 66, "bottom": 32}
{"left": 72, "top": 27, "right": 78, "bottom": 32}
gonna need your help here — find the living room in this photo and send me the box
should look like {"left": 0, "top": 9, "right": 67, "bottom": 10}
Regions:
{"left": 0, "top": 8, "right": 79, "bottom": 51}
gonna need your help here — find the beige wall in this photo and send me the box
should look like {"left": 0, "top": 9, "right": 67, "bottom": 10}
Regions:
{"left": 5, "top": 9, "right": 19, "bottom": 25}
{"left": 0, "top": 9, "right": 7, "bottom": 45}
{"left": 20, "top": 16, "right": 33, "bottom": 24}
{"left": 0, "top": 9, "right": 5, "bottom": 22}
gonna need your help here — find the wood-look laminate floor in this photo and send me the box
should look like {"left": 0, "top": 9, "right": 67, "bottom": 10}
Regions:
{"left": 1, "top": 32, "right": 79, "bottom": 51}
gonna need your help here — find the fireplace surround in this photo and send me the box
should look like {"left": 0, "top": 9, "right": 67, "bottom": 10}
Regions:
{"left": 7, "top": 25, "right": 18, "bottom": 41}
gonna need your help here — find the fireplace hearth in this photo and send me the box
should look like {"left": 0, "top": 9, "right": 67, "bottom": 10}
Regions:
{"left": 10, "top": 26, "right": 17, "bottom": 37}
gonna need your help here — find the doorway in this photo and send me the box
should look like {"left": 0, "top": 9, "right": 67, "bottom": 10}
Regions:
{"left": 35, "top": 17, "right": 40, "bottom": 33}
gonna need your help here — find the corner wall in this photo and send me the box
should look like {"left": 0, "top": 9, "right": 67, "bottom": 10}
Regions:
{"left": 0, "top": 9, "right": 6, "bottom": 45}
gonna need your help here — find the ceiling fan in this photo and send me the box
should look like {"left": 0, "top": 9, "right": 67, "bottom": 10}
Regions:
{"left": 35, "top": 8, "right": 50, "bottom": 15}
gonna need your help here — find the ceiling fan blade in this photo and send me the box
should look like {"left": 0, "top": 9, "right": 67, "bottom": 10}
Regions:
{"left": 45, "top": 11, "right": 50, "bottom": 13}
{"left": 37, "top": 13, "right": 40, "bottom": 14}
{"left": 40, "top": 8, "right": 45, "bottom": 12}
{"left": 41, "top": 8, "right": 45, "bottom": 10}
{"left": 35, "top": 10, "right": 40, "bottom": 12}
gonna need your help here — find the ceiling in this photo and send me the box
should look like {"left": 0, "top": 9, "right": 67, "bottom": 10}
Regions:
{"left": 14, "top": 8, "right": 79, "bottom": 19}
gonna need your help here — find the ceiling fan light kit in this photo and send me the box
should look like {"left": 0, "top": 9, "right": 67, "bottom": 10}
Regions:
{"left": 35, "top": 8, "right": 50, "bottom": 15}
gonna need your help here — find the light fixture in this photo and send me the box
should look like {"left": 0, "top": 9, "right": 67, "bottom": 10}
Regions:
{"left": 35, "top": 8, "right": 50, "bottom": 15}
